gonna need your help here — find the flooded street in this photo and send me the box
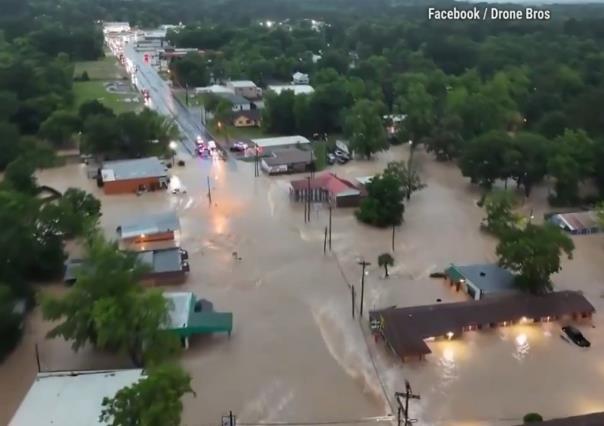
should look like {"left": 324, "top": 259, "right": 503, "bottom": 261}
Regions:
{"left": 2, "top": 147, "right": 604, "bottom": 425}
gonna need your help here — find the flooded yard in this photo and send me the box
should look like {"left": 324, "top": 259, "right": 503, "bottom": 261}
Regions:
{"left": 2, "top": 146, "right": 604, "bottom": 425}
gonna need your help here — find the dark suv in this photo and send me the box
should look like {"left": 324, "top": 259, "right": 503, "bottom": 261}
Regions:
{"left": 562, "top": 325, "right": 591, "bottom": 347}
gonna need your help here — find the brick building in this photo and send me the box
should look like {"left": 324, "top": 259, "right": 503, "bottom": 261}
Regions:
{"left": 99, "top": 157, "right": 169, "bottom": 194}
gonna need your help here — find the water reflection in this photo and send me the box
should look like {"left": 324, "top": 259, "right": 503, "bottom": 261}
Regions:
{"left": 513, "top": 333, "right": 530, "bottom": 362}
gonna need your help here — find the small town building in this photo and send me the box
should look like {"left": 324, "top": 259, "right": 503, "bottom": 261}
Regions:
{"left": 232, "top": 110, "right": 262, "bottom": 127}
{"left": 102, "top": 22, "right": 131, "bottom": 34}
{"left": 267, "top": 84, "right": 315, "bottom": 96}
{"left": 370, "top": 290, "right": 595, "bottom": 362}
{"left": 137, "top": 247, "right": 189, "bottom": 285}
{"left": 117, "top": 211, "right": 180, "bottom": 243}
{"left": 548, "top": 211, "right": 601, "bottom": 235}
{"left": 163, "top": 291, "right": 233, "bottom": 348}
{"left": 217, "top": 92, "right": 252, "bottom": 112}
{"left": 513, "top": 412, "right": 604, "bottom": 426}
{"left": 290, "top": 172, "right": 366, "bottom": 207}
{"left": 99, "top": 157, "right": 169, "bottom": 195}
{"left": 444, "top": 263, "right": 518, "bottom": 300}
{"left": 261, "top": 148, "right": 314, "bottom": 175}
{"left": 194, "top": 84, "right": 235, "bottom": 95}
{"left": 292, "top": 71, "right": 310, "bottom": 85}
{"left": 226, "top": 80, "right": 262, "bottom": 100}
{"left": 10, "top": 369, "right": 144, "bottom": 426}
{"left": 251, "top": 135, "right": 310, "bottom": 152}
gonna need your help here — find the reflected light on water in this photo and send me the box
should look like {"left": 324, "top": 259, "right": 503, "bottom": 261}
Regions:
{"left": 513, "top": 332, "right": 530, "bottom": 361}
{"left": 443, "top": 348, "right": 455, "bottom": 363}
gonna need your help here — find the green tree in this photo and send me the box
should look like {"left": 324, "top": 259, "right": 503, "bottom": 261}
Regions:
{"left": 39, "top": 110, "right": 81, "bottom": 147}
{"left": 496, "top": 223, "right": 574, "bottom": 294}
{"left": 262, "top": 91, "right": 296, "bottom": 134}
{"left": 40, "top": 188, "right": 101, "bottom": 238}
{"left": 523, "top": 413, "right": 543, "bottom": 423}
{"left": 0, "top": 284, "right": 22, "bottom": 360}
{"left": 78, "top": 100, "right": 115, "bottom": 122}
{"left": 384, "top": 161, "right": 425, "bottom": 201}
{"left": 2, "top": 157, "right": 38, "bottom": 194}
{"left": 395, "top": 81, "right": 435, "bottom": 145}
{"left": 100, "top": 364, "right": 194, "bottom": 426}
{"left": 508, "top": 132, "right": 549, "bottom": 196}
{"left": 356, "top": 169, "right": 405, "bottom": 227}
{"left": 344, "top": 99, "right": 388, "bottom": 159}
{"left": 459, "top": 131, "right": 511, "bottom": 190}
{"left": 425, "top": 114, "right": 463, "bottom": 161}
{"left": 377, "top": 253, "right": 394, "bottom": 278}
{"left": 42, "top": 234, "right": 176, "bottom": 366}
{"left": 0, "top": 122, "right": 21, "bottom": 170}
{"left": 483, "top": 190, "right": 517, "bottom": 237}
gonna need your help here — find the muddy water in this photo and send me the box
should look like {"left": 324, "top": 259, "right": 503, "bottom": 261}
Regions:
{"left": 2, "top": 147, "right": 604, "bottom": 425}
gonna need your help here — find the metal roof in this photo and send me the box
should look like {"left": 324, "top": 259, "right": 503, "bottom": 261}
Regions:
{"left": 118, "top": 211, "right": 179, "bottom": 239}
{"left": 227, "top": 80, "right": 257, "bottom": 88}
{"left": 550, "top": 211, "right": 600, "bottom": 233}
{"left": 137, "top": 248, "right": 182, "bottom": 273}
{"left": 445, "top": 263, "right": 516, "bottom": 295}
{"left": 251, "top": 135, "right": 310, "bottom": 148}
{"left": 101, "top": 157, "right": 167, "bottom": 182}
{"left": 267, "top": 84, "right": 314, "bottom": 95}
{"left": 372, "top": 291, "right": 595, "bottom": 359}
{"left": 263, "top": 149, "right": 314, "bottom": 166}
{"left": 217, "top": 92, "right": 250, "bottom": 105}
{"left": 10, "top": 369, "right": 144, "bottom": 426}
{"left": 163, "top": 292, "right": 194, "bottom": 330}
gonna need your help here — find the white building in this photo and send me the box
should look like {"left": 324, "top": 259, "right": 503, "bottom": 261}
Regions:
{"left": 10, "top": 369, "right": 145, "bottom": 426}
{"left": 292, "top": 72, "right": 310, "bottom": 85}
{"left": 194, "top": 85, "right": 235, "bottom": 95}
{"left": 251, "top": 135, "right": 311, "bottom": 151}
{"left": 226, "top": 80, "right": 262, "bottom": 100}
{"left": 102, "top": 22, "right": 131, "bottom": 34}
{"left": 267, "top": 84, "right": 314, "bottom": 96}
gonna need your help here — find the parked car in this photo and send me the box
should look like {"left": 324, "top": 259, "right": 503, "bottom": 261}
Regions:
{"left": 230, "top": 142, "right": 248, "bottom": 152}
{"left": 327, "top": 153, "right": 336, "bottom": 165}
{"left": 562, "top": 325, "right": 591, "bottom": 347}
{"left": 336, "top": 155, "right": 349, "bottom": 164}
{"left": 334, "top": 149, "right": 350, "bottom": 160}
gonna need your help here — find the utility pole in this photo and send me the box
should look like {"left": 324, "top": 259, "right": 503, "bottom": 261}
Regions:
{"left": 392, "top": 224, "right": 396, "bottom": 252}
{"left": 328, "top": 203, "right": 332, "bottom": 251}
{"left": 407, "top": 141, "right": 414, "bottom": 201}
{"left": 185, "top": 83, "right": 189, "bottom": 106}
{"left": 207, "top": 176, "right": 212, "bottom": 204}
{"left": 395, "top": 381, "right": 421, "bottom": 426}
{"left": 221, "top": 411, "right": 236, "bottom": 426}
{"left": 351, "top": 285, "right": 356, "bottom": 319}
{"left": 358, "top": 259, "right": 371, "bottom": 317}
{"left": 323, "top": 226, "right": 328, "bottom": 254}
{"left": 306, "top": 176, "right": 311, "bottom": 223}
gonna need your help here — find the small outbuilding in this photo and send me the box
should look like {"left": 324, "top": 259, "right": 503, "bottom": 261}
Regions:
{"left": 10, "top": 369, "right": 144, "bottom": 426}
{"left": 290, "top": 172, "right": 366, "bottom": 207}
{"left": 251, "top": 135, "right": 310, "bottom": 152}
{"left": 261, "top": 148, "right": 314, "bottom": 175}
{"left": 117, "top": 211, "right": 180, "bottom": 243}
{"left": 137, "top": 247, "right": 189, "bottom": 285}
{"left": 99, "top": 157, "right": 169, "bottom": 195}
{"left": 226, "top": 80, "right": 262, "bottom": 100}
{"left": 444, "top": 263, "right": 518, "bottom": 300}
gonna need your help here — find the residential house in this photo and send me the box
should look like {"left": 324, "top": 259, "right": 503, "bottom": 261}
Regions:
{"left": 232, "top": 110, "right": 262, "bottom": 128}
{"left": 217, "top": 92, "right": 252, "bottom": 112}
{"left": 292, "top": 72, "right": 310, "bottom": 85}
{"left": 226, "top": 80, "right": 262, "bottom": 100}
{"left": 99, "top": 157, "right": 169, "bottom": 195}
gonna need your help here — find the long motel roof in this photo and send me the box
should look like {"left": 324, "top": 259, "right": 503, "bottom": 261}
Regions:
{"left": 370, "top": 291, "right": 595, "bottom": 359}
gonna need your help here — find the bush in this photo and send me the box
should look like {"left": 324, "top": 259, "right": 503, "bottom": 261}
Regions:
{"left": 81, "top": 70, "right": 90, "bottom": 81}
{"left": 0, "top": 286, "right": 23, "bottom": 361}
{"left": 523, "top": 413, "right": 543, "bottom": 423}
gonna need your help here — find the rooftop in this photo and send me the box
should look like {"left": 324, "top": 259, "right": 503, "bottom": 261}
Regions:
{"left": 163, "top": 291, "right": 194, "bottom": 330}
{"left": 101, "top": 157, "right": 167, "bottom": 182}
{"left": 232, "top": 109, "right": 262, "bottom": 121}
{"left": 217, "top": 92, "right": 251, "bottom": 105}
{"left": 251, "top": 135, "right": 310, "bottom": 149}
{"left": 137, "top": 248, "right": 183, "bottom": 273}
{"left": 10, "top": 369, "right": 144, "bottom": 426}
{"left": 118, "top": 211, "right": 180, "bottom": 239}
{"left": 514, "top": 412, "right": 604, "bottom": 426}
{"left": 263, "top": 148, "right": 314, "bottom": 166}
{"left": 445, "top": 263, "right": 517, "bottom": 295}
{"left": 227, "top": 80, "right": 257, "bottom": 88}
{"left": 267, "top": 84, "right": 314, "bottom": 95}
{"left": 371, "top": 291, "right": 595, "bottom": 359}
{"left": 291, "top": 172, "right": 361, "bottom": 197}
{"left": 550, "top": 211, "right": 600, "bottom": 233}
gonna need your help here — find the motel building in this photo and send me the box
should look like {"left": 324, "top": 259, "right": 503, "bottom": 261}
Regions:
{"left": 116, "top": 211, "right": 180, "bottom": 245}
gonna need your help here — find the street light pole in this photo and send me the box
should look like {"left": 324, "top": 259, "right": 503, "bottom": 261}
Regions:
{"left": 407, "top": 140, "right": 414, "bottom": 201}
{"left": 358, "top": 259, "right": 371, "bottom": 317}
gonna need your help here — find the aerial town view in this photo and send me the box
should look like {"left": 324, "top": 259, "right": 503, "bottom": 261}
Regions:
{"left": 2, "top": 0, "right": 604, "bottom": 425}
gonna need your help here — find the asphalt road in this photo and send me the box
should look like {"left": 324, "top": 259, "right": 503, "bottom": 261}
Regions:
{"left": 122, "top": 42, "right": 213, "bottom": 156}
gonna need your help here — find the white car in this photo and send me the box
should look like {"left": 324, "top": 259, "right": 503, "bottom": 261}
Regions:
{"left": 208, "top": 140, "right": 217, "bottom": 151}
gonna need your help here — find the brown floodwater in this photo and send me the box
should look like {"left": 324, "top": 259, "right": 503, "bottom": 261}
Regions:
{"left": 2, "top": 147, "right": 604, "bottom": 426}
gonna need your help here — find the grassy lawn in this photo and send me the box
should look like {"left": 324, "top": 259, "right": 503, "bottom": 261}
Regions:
{"left": 73, "top": 81, "right": 140, "bottom": 114}
{"left": 174, "top": 90, "right": 204, "bottom": 107}
{"left": 74, "top": 55, "right": 126, "bottom": 80}
{"left": 226, "top": 125, "right": 271, "bottom": 140}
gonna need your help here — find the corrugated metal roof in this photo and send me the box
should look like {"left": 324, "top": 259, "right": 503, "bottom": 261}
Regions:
{"left": 251, "top": 135, "right": 310, "bottom": 148}
{"left": 10, "top": 369, "right": 144, "bottom": 426}
{"left": 101, "top": 157, "right": 167, "bottom": 182}
{"left": 118, "top": 211, "right": 179, "bottom": 239}
{"left": 446, "top": 263, "right": 516, "bottom": 295}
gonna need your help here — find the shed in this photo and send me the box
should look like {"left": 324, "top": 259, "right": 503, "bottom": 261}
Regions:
{"left": 137, "top": 247, "right": 189, "bottom": 285}
{"left": 549, "top": 211, "right": 601, "bottom": 235}
{"left": 10, "top": 369, "right": 144, "bottom": 426}
{"left": 444, "top": 263, "right": 518, "bottom": 300}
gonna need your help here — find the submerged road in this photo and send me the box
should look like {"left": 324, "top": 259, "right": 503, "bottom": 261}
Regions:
{"left": 121, "top": 41, "right": 213, "bottom": 157}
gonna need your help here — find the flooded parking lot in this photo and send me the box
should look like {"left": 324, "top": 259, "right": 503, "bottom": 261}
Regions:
{"left": 2, "top": 147, "right": 604, "bottom": 425}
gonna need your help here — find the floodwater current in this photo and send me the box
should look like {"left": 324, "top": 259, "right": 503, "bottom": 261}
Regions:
{"left": 2, "top": 146, "right": 604, "bottom": 426}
